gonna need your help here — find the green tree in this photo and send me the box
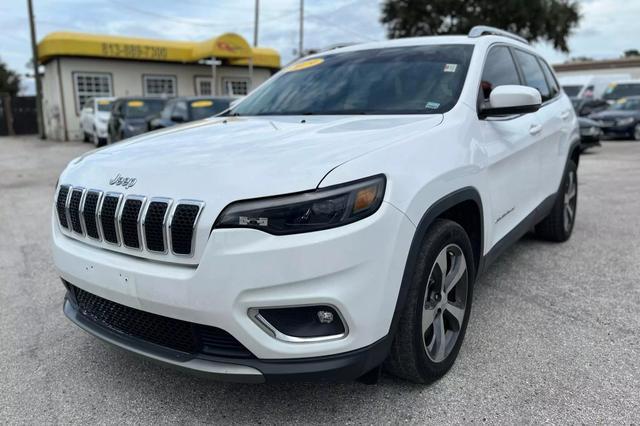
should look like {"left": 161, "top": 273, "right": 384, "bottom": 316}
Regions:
{"left": 0, "top": 58, "right": 21, "bottom": 97}
{"left": 380, "top": 0, "right": 580, "bottom": 52}
{"left": 624, "top": 49, "right": 640, "bottom": 58}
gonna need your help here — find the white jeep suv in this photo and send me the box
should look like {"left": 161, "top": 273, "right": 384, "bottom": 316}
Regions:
{"left": 52, "top": 27, "right": 579, "bottom": 384}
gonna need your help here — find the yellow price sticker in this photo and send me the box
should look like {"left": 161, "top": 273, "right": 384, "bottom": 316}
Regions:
{"left": 191, "top": 100, "right": 213, "bottom": 108}
{"left": 286, "top": 58, "right": 324, "bottom": 72}
{"left": 127, "top": 100, "right": 144, "bottom": 107}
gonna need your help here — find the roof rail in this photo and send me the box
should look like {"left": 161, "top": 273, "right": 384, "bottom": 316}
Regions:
{"left": 468, "top": 26, "right": 528, "bottom": 45}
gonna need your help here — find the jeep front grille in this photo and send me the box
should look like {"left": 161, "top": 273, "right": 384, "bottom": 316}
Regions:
{"left": 55, "top": 185, "right": 204, "bottom": 257}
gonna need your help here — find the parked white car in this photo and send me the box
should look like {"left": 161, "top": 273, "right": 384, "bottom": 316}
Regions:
{"left": 79, "top": 97, "right": 114, "bottom": 147}
{"left": 52, "top": 27, "right": 580, "bottom": 384}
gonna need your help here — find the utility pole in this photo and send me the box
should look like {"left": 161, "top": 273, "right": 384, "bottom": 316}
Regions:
{"left": 298, "top": 0, "right": 304, "bottom": 57}
{"left": 27, "top": 0, "right": 44, "bottom": 139}
{"left": 253, "top": 0, "right": 259, "bottom": 46}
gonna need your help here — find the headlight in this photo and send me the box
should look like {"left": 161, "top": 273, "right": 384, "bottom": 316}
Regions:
{"left": 617, "top": 117, "right": 635, "bottom": 126}
{"left": 214, "top": 175, "right": 386, "bottom": 235}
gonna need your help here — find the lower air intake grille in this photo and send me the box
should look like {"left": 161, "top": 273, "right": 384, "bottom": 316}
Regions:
{"left": 67, "top": 283, "right": 254, "bottom": 358}
{"left": 56, "top": 185, "right": 70, "bottom": 229}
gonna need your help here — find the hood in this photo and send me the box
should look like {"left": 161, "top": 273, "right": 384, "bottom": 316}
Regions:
{"left": 62, "top": 114, "right": 442, "bottom": 205}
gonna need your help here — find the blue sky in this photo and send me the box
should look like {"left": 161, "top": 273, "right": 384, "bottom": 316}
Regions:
{"left": 2, "top": 0, "right": 639, "bottom": 94}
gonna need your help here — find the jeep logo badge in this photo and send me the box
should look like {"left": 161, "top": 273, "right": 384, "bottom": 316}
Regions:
{"left": 109, "top": 173, "right": 137, "bottom": 189}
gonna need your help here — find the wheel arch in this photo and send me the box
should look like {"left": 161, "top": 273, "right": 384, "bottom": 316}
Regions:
{"left": 388, "top": 187, "right": 484, "bottom": 336}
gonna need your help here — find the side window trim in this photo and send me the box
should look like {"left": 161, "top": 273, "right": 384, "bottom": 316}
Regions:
{"left": 511, "top": 47, "right": 554, "bottom": 105}
{"left": 477, "top": 43, "right": 524, "bottom": 112}
{"left": 537, "top": 57, "right": 560, "bottom": 101}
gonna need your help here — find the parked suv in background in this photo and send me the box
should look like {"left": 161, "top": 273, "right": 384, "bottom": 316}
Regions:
{"left": 148, "top": 96, "right": 235, "bottom": 131}
{"left": 107, "top": 97, "right": 166, "bottom": 142}
{"left": 52, "top": 27, "right": 580, "bottom": 384}
{"left": 80, "top": 97, "right": 114, "bottom": 147}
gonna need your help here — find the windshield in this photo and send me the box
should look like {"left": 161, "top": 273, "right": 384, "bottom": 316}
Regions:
{"left": 562, "top": 85, "right": 583, "bottom": 97}
{"left": 603, "top": 83, "right": 640, "bottom": 100}
{"left": 610, "top": 98, "right": 640, "bottom": 111}
{"left": 190, "top": 99, "right": 231, "bottom": 120}
{"left": 232, "top": 45, "right": 474, "bottom": 116}
{"left": 96, "top": 100, "right": 112, "bottom": 112}
{"left": 124, "top": 100, "right": 165, "bottom": 118}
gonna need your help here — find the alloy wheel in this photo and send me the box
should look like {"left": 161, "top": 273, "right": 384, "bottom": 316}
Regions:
{"left": 563, "top": 170, "right": 577, "bottom": 232}
{"left": 421, "top": 244, "right": 468, "bottom": 363}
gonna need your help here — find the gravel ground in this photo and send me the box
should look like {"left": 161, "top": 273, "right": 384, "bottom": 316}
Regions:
{"left": 1, "top": 136, "right": 639, "bottom": 424}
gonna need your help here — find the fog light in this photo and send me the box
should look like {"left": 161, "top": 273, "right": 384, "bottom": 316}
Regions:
{"left": 317, "top": 310, "right": 334, "bottom": 324}
{"left": 252, "top": 305, "right": 346, "bottom": 341}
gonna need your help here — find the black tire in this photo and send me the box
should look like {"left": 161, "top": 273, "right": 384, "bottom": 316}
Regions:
{"left": 535, "top": 160, "right": 578, "bottom": 242}
{"left": 82, "top": 132, "right": 90, "bottom": 142}
{"left": 384, "top": 219, "right": 475, "bottom": 384}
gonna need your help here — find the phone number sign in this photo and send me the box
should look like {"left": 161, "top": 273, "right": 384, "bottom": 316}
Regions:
{"left": 101, "top": 43, "right": 168, "bottom": 60}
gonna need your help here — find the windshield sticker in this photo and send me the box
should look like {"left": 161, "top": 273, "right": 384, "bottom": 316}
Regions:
{"left": 286, "top": 58, "right": 324, "bottom": 72}
{"left": 444, "top": 64, "right": 458, "bottom": 73}
{"left": 127, "top": 100, "right": 144, "bottom": 107}
{"left": 191, "top": 100, "right": 213, "bottom": 108}
{"left": 425, "top": 102, "right": 440, "bottom": 110}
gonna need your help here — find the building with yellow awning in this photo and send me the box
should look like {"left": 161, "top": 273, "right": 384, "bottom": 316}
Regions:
{"left": 38, "top": 31, "right": 280, "bottom": 141}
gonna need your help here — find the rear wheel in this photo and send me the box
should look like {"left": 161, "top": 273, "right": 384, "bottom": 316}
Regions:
{"left": 535, "top": 160, "right": 577, "bottom": 242}
{"left": 633, "top": 124, "right": 640, "bottom": 141}
{"left": 385, "top": 219, "right": 474, "bottom": 384}
{"left": 82, "top": 132, "right": 90, "bottom": 142}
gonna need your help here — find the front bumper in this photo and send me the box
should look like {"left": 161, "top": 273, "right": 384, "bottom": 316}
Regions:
{"left": 600, "top": 124, "right": 634, "bottom": 138}
{"left": 63, "top": 294, "right": 391, "bottom": 382}
{"left": 53, "top": 202, "right": 415, "bottom": 379}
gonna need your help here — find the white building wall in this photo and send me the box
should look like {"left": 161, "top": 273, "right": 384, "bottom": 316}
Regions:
{"left": 42, "top": 57, "right": 273, "bottom": 141}
{"left": 554, "top": 67, "right": 640, "bottom": 79}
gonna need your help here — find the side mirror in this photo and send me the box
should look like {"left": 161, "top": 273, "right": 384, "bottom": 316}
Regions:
{"left": 479, "top": 85, "right": 542, "bottom": 118}
{"left": 171, "top": 115, "right": 185, "bottom": 123}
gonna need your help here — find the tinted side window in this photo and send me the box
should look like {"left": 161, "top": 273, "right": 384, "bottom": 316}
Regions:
{"left": 539, "top": 58, "right": 559, "bottom": 98}
{"left": 160, "top": 101, "right": 174, "bottom": 120}
{"left": 480, "top": 46, "right": 521, "bottom": 101}
{"left": 174, "top": 102, "right": 188, "bottom": 121}
{"left": 514, "top": 50, "right": 551, "bottom": 101}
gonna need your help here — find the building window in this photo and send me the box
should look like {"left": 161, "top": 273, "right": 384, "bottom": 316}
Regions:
{"left": 222, "top": 78, "right": 249, "bottom": 96}
{"left": 143, "top": 75, "right": 176, "bottom": 96}
{"left": 195, "top": 77, "right": 213, "bottom": 96}
{"left": 73, "top": 73, "right": 112, "bottom": 114}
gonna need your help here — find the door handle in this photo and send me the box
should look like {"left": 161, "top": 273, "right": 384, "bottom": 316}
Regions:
{"left": 560, "top": 110, "right": 571, "bottom": 120}
{"left": 529, "top": 124, "right": 543, "bottom": 135}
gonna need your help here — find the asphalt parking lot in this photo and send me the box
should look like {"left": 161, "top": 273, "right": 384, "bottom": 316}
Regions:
{"left": 1, "top": 135, "right": 639, "bottom": 424}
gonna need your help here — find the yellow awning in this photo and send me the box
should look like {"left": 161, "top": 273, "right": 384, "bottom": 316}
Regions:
{"left": 37, "top": 31, "right": 280, "bottom": 68}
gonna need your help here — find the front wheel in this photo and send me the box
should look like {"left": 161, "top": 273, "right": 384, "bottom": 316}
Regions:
{"left": 535, "top": 160, "right": 578, "bottom": 242}
{"left": 385, "top": 219, "right": 475, "bottom": 384}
